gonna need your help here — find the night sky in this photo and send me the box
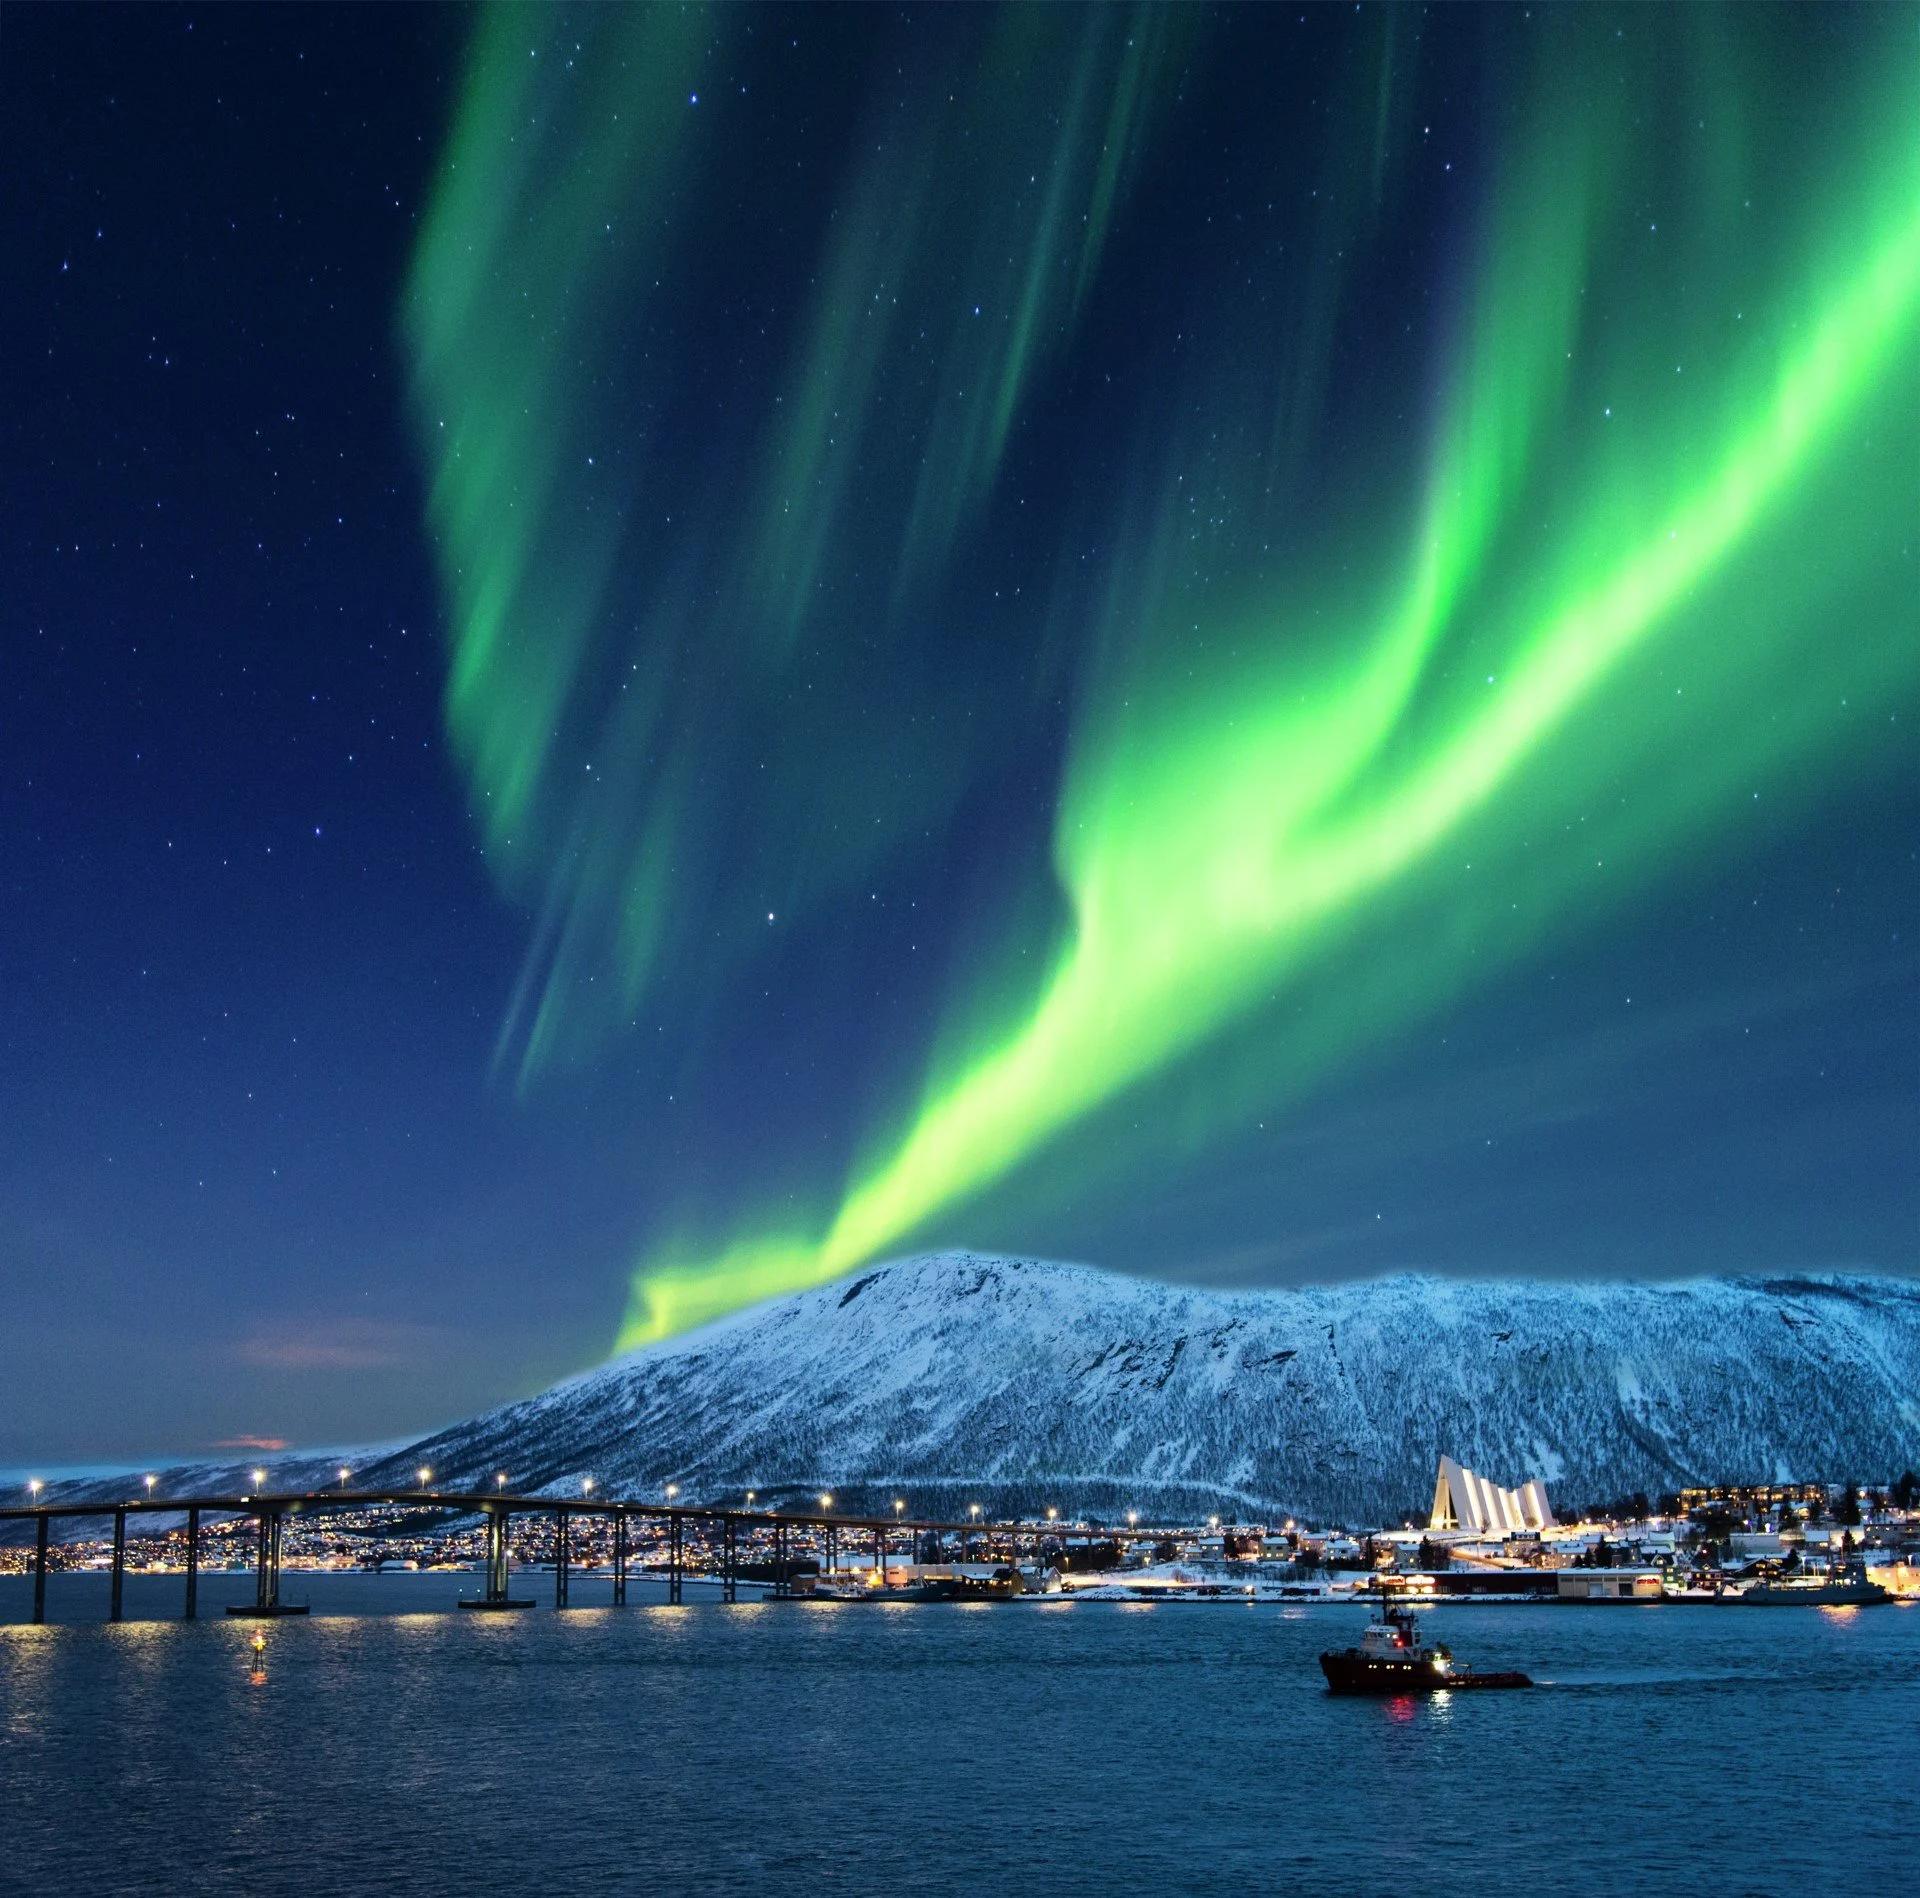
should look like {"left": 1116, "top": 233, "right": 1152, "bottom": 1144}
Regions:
{"left": 4, "top": 6, "right": 1915, "bottom": 1469}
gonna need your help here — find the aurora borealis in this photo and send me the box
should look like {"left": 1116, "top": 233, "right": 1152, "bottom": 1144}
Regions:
{"left": 408, "top": 7, "right": 1919, "bottom": 1348}
{"left": 5, "top": 6, "right": 1915, "bottom": 1462}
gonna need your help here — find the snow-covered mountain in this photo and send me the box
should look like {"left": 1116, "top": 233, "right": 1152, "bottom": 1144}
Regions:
{"left": 350, "top": 1254, "right": 1920, "bottom": 1525}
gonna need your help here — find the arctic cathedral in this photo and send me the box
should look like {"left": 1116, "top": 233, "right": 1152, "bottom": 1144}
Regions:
{"left": 1429, "top": 1456, "right": 1556, "bottom": 1537}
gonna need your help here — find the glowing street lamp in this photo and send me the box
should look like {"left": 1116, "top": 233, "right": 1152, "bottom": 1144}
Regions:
{"left": 746, "top": 1491, "right": 756, "bottom": 1506}
{"left": 143, "top": 1474, "right": 157, "bottom": 1496}
{"left": 1127, "top": 1510, "right": 1139, "bottom": 1527}
{"left": 338, "top": 1468, "right": 352, "bottom": 1488}
{"left": 496, "top": 1473, "right": 508, "bottom": 1489}
{"left": 582, "top": 1476, "right": 594, "bottom": 1496}
{"left": 1047, "top": 1507, "right": 1058, "bottom": 1522}
{"left": 252, "top": 1469, "right": 268, "bottom": 1489}
{"left": 969, "top": 1504, "right": 981, "bottom": 1520}
{"left": 820, "top": 1493, "right": 834, "bottom": 1510}
{"left": 894, "top": 1500, "right": 905, "bottom": 1515}
{"left": 665, "top": 1484, "right": 679, "bottom": 1501}
{"left": 417, "top": 1467, "right": 433, "bottom": 1488}
{"left": 27, "top": 1480, "right": 42, "bottom": 1500}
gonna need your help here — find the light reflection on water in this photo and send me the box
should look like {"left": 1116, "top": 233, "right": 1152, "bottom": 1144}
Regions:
{"left": 1, "top": 1581, "right": 1915, "bottom": 1893}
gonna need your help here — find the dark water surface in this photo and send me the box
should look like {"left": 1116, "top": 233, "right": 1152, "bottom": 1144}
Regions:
{"left": 2, "top": 1578, "right": 1914, "bottom": 1894}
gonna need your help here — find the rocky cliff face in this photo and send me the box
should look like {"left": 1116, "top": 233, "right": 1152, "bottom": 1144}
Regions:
{"left": 354, "top": 1254, "right": 1920, "bottom": 1525}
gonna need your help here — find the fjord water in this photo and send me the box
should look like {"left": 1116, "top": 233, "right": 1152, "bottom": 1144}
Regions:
{"left": 3, "top": 1582, "right": 1914, "bottom": 1893}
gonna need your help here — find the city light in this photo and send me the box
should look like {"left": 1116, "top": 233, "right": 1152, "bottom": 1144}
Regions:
{"left": 746, "top": 1491, "right": 756, "bottom": 1505}
{"left": 666, "top": 1484, "right": 679, "bottom": 1500}
{"left": 252, "top": 1469, "right": 267, "bottom": 1488}
{"left": 894, "top": 1500, "right": 905, "bottom": 1515}
{"left": 27, "top": 1480, "right": 41, "bottom": 1499}
{"left": 496, "top": 1473, "right": 508, "bottom": 1489}
{"left": 338, "top": 1468, "right": 352, "bottom": 1486}
{"left": 1047, "top": 1508, "right": 1058, "bottom": 1521}
{"left": 418, "top": 1467, "right": 432, "bottom": 1487}
{"left": 969, "top": 1504, "right": 980, "bottom": 1519}
{"left": 143, "top": 1474, "right": 156, "bottom": 1494}
{"left": 582, "top": 1476, "right": 594, "bottom": 1495}
{"left": 820, "top": 1493, "right": 833, "bottom": 1510}
{"left": 1128, "top": 1511, "right": 1139, "bottom": 1527}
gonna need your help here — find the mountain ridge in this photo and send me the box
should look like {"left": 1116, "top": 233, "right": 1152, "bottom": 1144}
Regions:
{"left": 27, "top": 1256, "right": 1920, "bottom": 1527}
{"left": 364, "top": 1254, "right": 1920, "bottom": 1523}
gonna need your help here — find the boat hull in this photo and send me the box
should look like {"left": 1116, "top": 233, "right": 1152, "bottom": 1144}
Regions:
{"left": 1319, "top": 1651, "right": 1531, "bottom": 1694}
{"left": 1741, "top": 1583, "right": 1891, "bottom": 1606}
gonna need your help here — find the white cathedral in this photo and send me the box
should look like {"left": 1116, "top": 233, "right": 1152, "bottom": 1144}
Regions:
{"left": 1429, "top": 1455, "right": 1556, "bottom": 1536}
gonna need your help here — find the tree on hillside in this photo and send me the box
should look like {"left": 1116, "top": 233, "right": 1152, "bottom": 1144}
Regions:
{"left": 1692, "top": 1506, "right": 1735, "bottom": 1547}
{"left": 1836, "top": 1484, "right": 1862, "bottom": 1528}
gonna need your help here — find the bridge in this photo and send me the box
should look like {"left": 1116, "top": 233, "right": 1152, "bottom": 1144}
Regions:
{"left": 0, "top": 1487, "right": 1117, "bottom": 1623}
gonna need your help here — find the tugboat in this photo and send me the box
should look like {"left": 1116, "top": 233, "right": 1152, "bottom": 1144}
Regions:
{"left": 1320, "top": 1603, "right": 1532, "bottom": 1694}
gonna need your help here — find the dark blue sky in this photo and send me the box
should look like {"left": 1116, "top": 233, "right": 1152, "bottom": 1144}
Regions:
{"left": 3, "top": 6, "right": 1914, "bottom": 1468}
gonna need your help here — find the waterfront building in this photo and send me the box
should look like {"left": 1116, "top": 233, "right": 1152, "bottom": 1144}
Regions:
{"left": 1556, "top": 1571, "right": 1664, "bottom": 1601}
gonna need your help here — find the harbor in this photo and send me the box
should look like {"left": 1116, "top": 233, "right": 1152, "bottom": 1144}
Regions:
{"left": 6, "top": 1462, "right": 1916, "bottom": 1623}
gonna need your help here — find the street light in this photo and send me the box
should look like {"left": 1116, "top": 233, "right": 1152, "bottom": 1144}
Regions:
{"left": 1047, "top": 1507, "right": 1058, "bottom": 1522}
{"left": 1127, "top": 1510, "right": 1139, "bottom": 1527}
{"left": 417, "top": 1467, "right": 432, "bottom": 1488}
{"left": 969, "top": 1504, "right": 981, "bottom": 1520}
{"left": 746, "top": 1490, "right": 756, "bottom": 1505}
{"left": 820, "top": 1493, "right": 833, "bottom": 1510}
{"left": 894, "top": 1500, "right": 905, "bottom": 1515}
{"left": 252, "top": 1469, "right": 267, "bottom": 1489}
{"left": 665, "top": 1484, "right": 679, "bottom": 1500}
{"left": 582, "top": 1476, "right": 594, "bottom": 1495}
{"left": 496, "top": 1473, "right": 508, "bottom": 1489}
{"left": 144, "top": 1474, "right": 157, "bottom": 1496}
{"left": 27, "top": 1480, "right": 42, "bottom": 1500}
{"left": 338, "top": 1468, "right": 352, "bottom": 1487}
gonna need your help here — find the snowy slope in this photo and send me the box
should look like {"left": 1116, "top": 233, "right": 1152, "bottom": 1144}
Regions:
{"left": 354, "top": 1255, "right": 1920, "bottom": 1525}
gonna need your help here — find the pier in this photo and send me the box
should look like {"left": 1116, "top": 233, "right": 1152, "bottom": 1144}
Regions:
{"left": 0, "top": 1486, "right": 1101, "bottom": 1622}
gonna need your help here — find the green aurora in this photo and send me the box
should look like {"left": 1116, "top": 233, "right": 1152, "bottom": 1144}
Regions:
{"left": 404, "top": 9, "right": 1920, "bottom": 1351}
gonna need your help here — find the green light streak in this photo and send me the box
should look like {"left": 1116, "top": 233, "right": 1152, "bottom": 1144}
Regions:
{"left": 405, "top": 8, "right": 1186, "bottom": 1082}
{"left": 398, "top": 12, "right": 1918, "bottom": 1349}
{"left": 620, "top": 93, "right": 1920, "bottom": 1346}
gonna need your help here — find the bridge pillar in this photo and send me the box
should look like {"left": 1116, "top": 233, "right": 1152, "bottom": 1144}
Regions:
{"left": 554, "top": 1508, "right": 570, "bottom": 1609}
{"left": 669, "top": 1511, "right": 682, "bottom": 1604}
{"left": 613, "top": 1511, "right": 627, "bottom": 1607}
{"left": 722, "top": 1515, "right": 736, "bottom": 1604}
{"left": 225, "top": 1507, "right": 305, "bottom": 1615}
{"left": 110, "top": 1508, "right": 126, "bottom": 1622}
{"left": 31, "top": 1514, "right": 48, "bottom": 1624}
{"left": 487, "top": 1508, "right": 509, "bottom": 1600}
{"left": 184, "top": 1507, "right": 199, "bottom": 1620}
{"left": 874, "top": 1525, "right": 883, "bottom": 1581}
{"left": 256, "top": 1510, "right": 278, "bottom": 1612}
{"left": 459, "top": 1505, "right": 532, "bottom": 1610}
